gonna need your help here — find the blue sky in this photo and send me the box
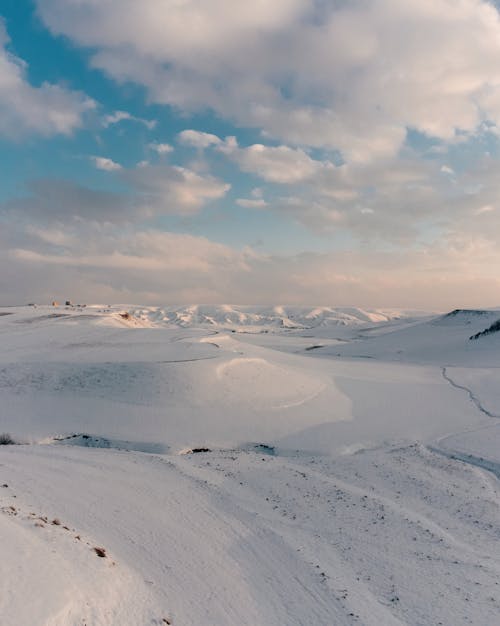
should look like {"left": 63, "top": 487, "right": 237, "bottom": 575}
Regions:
{"left": 1, "top": 0, "right": 500, "bottom": 307}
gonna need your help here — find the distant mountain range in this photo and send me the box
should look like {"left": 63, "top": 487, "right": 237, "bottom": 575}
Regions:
{"left": 129, "top": 304, "right": 430, "bottom": 330}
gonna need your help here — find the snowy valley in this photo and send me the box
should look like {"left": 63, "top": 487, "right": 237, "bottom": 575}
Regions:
{"left": 1, "top": 304, "right": 499, "bottom": 625}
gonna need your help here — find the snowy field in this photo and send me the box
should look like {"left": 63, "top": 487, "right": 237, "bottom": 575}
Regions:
{"left": 1, "top": 304, "right": 500, "bottom": 625}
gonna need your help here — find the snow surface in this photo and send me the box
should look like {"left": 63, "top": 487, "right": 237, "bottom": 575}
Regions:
{"left": 1, "top": 304, "right": 500, "bottom": 625}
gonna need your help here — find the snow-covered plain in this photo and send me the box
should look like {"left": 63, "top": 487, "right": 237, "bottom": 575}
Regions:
{"left": 1, "top": 304, "right": 500, "bottom": 625}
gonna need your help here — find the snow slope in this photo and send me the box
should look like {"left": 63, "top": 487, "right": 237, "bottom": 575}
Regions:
{"left": 1, "top": 304, "right": 500, "bottom": 625}
{"left": 316, "top": 308, "right": 500, "bottom": 365}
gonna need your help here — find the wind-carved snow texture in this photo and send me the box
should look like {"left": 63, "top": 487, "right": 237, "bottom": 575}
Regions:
{"left": 0, "top": 363, "right": 158, "bottom": 401}
{"left": 1, "top": 304, "right": 500, "bottom": 625}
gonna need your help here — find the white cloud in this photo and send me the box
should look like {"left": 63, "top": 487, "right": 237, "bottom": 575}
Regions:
{"left": 36, "top": 0, "right": 500, "bottom": 161}
{"left": 220, "top": 137, "right": 334, "bottom": 183}
{"left": 475, "top": 204, "right": 496, "bottom": 215}
{"left": 91, "top": 156, "right": 122, "bottom": 171}
{"left": 102, "top": 111, "right": 131, "bottom": 127}
{"left": 178, "top": 130, "right": 222, "bottom": 148}
{"left": 236, "top": 198, "right": 268, "bottom": 209}
{"left": 123, "top": 164, "right": 230, "bottom": 214}
{"left": 0, "top": 18, "right": 94, "bottom": 138}
{"left": 4, "top": 1, "right": 500, "bottom": 307}
{"left": 148, "top": 142, "right": 174, "bottom": 154}
{"left": 440, "top": 166, "right": 455, "bottom": 176}
{"left": 102, "top": 110, "right": 156, "bottom": 129}
{"left": 2, "top": 162, "right": 231, "bottom": 222}
{"left": 236, "top": 187, "right": 268, "bottom": 208}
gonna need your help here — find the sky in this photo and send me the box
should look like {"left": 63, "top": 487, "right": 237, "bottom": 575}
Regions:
{"left": 1, "top": 0, "right": 500, "bottom": 308}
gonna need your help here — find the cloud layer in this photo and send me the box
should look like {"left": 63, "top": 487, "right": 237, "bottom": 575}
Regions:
{"left": 3, "top": 220, "right": 500, "bottom": 308}
{"left": 36, "top": 0, "right": 500, "bottom": 161}
{"left": 1, "top": 2, "right": 500, "bottom": 307}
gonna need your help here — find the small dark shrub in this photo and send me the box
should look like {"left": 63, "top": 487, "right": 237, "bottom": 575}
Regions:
{"left": 0, "top": 433, "right": 15, "bottom": 445}
{"left": 93, "top": 546, "right": 107, "bottom": 558}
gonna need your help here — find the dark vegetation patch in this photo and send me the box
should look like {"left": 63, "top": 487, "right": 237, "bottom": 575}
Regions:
{"left": 444, "top": 309, "right": 491, "bottom": 318}
{"left": 470, "top": 318, "right": 500, "bottom": 340}
{"left": 54, "top": 433, "right": 170, "bottom": 454}
{"left": 253, "top": 443, "right": 276, "bottom": 455}
{"left": 433, "top": 309, "right": 496, "bottom": 327}
{"left": 0, "top": 433, "right": 15, "bottom": 445}
{"left": 93, "top": 547, "right": 107, "bottom": 558}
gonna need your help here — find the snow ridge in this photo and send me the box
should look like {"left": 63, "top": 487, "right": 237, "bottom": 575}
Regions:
{"left": 129, "top": 304, "right": 423, "bottom": 330}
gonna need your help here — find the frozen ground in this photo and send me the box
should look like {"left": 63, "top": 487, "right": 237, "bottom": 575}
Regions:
{"left": 1, "top": 304, "right": 499, "bottom": 625}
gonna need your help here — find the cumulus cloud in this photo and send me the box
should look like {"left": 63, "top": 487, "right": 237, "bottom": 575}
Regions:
{"left": 178, "top": 130, "right": 222, "bottom": 148}
{"left": 4, "top": 1, "right": 500, "bottom": 307}
{"left": 208, "top": 134, "right": 455, "bottom": 241}
{"left": 236, "top": 187, "right": 268, "bottom": 208}
{"left": 91, "top": 156, "right": 122, "bottom": 171}
{"left": 36, "top": 0, "right": 500, "bottom": 161}
{"left": 440, "top": 165, "right": 455, "bottom": 176}
{"left": 219, "top": 144, "right": 500, "bottom": 245}
{"left": 167, "top": 129, "right": 500, "bottom": 245}
{"left": 148, "top": 142, "right": 174, "bottom": 154}
{"left": 124, "top": 164, "right": 230, "bottom": 214}
{"left": 102, "top": 110, "right": 156, "bottom": 129}
{"left": 219, "top": 137, "right": 335, "bottom": 183}
{"left": 0, "top": 18, "right": 95, "bottom": 138}
{"left": 1, "top": 162, "right": 230, "bottom": 227}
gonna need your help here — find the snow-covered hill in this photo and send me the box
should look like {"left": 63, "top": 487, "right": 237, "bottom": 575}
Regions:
{"left": 316, "top": 307, "right": 500, "bottom": 365}
{"left": 129, "top": 303, "right": 430, "bottom": 331}
{"left": 1, "top": 304, "right": 499, "bottom": 625}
